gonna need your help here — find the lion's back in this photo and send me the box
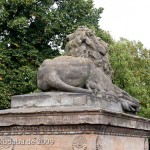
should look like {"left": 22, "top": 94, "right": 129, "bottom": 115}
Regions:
{"left": 37, "top": 56, "right": 94, "bottom": 91}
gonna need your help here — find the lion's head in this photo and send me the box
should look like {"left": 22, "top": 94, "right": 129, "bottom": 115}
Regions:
{"left": 65, "top": 26, "right": 113, "bottom": 79}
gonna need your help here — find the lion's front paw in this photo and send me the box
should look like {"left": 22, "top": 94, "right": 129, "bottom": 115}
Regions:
{"left": 121, "top": 100, "right": 139, "bottom": 115}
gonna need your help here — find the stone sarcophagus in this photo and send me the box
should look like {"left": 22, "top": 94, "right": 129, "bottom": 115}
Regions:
{"left": 0, "top": 27, "right": 149, "bottom": 150}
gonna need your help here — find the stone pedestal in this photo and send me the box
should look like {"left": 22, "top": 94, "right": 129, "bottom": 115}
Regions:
{"left": 0, "top": 92, "right": 149, "bottom": 150}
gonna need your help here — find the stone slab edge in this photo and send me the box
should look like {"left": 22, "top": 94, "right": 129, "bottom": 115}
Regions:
{"left": 0, "top": 107, "right": 149, "bottom": 133}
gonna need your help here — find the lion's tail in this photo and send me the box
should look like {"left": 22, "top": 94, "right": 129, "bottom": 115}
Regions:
{"left": 47, "top": 71, "right": 93, "bottom": 94}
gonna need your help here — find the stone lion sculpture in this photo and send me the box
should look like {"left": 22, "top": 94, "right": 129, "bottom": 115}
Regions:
{"left": 37, "top": 26, "right": 140, "bottom": 114}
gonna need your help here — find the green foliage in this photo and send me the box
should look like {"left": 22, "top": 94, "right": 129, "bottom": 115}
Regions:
{"left": 96, "top": 28, "right": 114, "bottom": 45}
{"left": 109, "top": 38, "right": 150, "bottom": 118}
{"left": 0, "top": 0, "right": 103, "bottom": 109}
{"left": 49, "top": 0, "right": 103, "bottom": 48}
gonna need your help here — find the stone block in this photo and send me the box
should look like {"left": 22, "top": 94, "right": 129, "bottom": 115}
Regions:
{"left": 0, "top": 106, "right": 150, "bottom": 150}
{"left": 11, "top": 92, "right": 123, "bottom": 113}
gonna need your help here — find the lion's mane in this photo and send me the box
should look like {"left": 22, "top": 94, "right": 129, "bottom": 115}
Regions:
{"left": 65, "top": 26, "right": 113, "bottom": 79}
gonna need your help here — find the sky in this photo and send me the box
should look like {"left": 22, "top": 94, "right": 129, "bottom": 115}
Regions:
{"left": 93, "top": 0, "right": 150, "bottom": 49}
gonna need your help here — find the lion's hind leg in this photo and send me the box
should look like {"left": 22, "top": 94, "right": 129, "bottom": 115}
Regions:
{"left": 47, "top": 71, "right": 93, "bottom": 94}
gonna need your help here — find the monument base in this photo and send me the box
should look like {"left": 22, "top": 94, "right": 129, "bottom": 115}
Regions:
{"left": 0, "top": 106, "right": 149, "bottom": 150}
{"left": 11, "top": 92, "right": 123, "bottom": 113}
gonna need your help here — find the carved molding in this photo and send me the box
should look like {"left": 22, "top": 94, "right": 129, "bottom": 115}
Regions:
{"left": 0, "top": 125, "right": 149, "bottom": 138}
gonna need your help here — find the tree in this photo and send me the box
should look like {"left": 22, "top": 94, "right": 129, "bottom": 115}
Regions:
{"left": 109, "top": 38, "right": 150, "bottom": 118}
{"left": 0, "top": 0, "right": 103, "bottom": 109}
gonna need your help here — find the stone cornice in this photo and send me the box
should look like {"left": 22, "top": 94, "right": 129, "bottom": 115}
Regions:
{"left": 0, "top": 107, "right": 149, "bottom": 135}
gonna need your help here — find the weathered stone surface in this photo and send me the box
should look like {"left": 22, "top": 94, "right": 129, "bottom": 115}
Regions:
{"left": 11, "top": 92, "right": 123, "bottom": 113}
{"left": 37, "top": 56, "right": 93, "bottom": 94}
{"left": 37, "top": 27, "right": 140, "bottom": 114}
{"left": 65, "top": 26, "right": 112, "bottom": 79}
{"left": 0, "top": 134, "right": 148, "bottom": 150}
{"left": 0, "top": 107, "right": 150, "bottom": 132}
{"left": 0, "top": 107, "right": 149, "bottom": 150}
